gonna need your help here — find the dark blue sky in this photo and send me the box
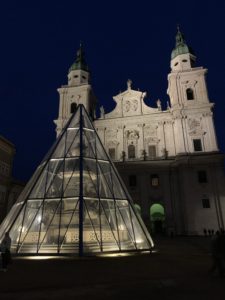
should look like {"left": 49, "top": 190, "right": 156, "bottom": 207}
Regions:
{"left": 0, "top": 1, "right": 225, "bottom": 181}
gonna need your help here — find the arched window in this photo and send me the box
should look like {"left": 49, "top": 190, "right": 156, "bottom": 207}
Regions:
{"left": 186, "top": 88, "right": 194, "bottom": 100}
{"left": 128, "top": 144, "right": 135, "bottom": 159}
{"left": 70, "top": 103, "right": 77, "bottom": 114}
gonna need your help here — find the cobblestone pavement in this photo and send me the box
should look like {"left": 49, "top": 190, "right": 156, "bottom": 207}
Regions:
{"left": 0, "top": 237, "right": 224, "bottom": 299}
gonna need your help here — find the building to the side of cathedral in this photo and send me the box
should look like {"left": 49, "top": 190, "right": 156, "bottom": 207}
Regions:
{"left": 0, "top": 135, "right": 24, "bottom": 222}
{"left": 54, "top": 29, "right": 225, "bottom": 235}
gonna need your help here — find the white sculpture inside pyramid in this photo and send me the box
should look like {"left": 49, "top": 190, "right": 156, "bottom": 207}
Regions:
{"left": 0, "top": 105, "right": 154, "bottom": 255}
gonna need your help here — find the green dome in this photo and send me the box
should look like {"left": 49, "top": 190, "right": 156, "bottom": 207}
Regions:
{"left": 69, "top": 44, "right": 89, "bottom": 72}
{"left": 171, "top": 27, "right": 194, "bottom": 60}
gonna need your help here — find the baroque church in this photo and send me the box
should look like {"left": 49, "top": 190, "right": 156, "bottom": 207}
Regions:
{"left": 54, "top": 28, "right": 225, "bottom": 236}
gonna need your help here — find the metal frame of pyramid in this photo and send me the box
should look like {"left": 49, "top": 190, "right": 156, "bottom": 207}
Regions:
{"left": 0, "top": 105, "right": 154, "bottom": 256}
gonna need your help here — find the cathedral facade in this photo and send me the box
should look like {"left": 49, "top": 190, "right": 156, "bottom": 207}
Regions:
{"left": 54, "top": 29, "right": 225, "bottom": 235}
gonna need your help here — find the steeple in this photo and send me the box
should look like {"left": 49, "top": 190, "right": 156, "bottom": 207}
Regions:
{"left": 69, "top": 43, "right": 89, "bottom": 72}
{"left": 68, "top": 43, "right": 90, "bottom": 86}
{"left": 55, "top": 43, "right": 96, "bottom": 136}
{"left": 170, "top": 26, "right": 196, "bottom": 71}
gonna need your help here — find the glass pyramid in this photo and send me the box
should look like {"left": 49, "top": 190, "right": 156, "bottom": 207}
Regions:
{"left": 0, "top": 105, "right": 154, "bottom": 255}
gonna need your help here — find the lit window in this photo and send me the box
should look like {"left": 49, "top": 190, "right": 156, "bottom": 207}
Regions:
{"left": 186, "top": 88, "right": 194, "bottom": 100}
{"left": 129, "top": 175, "right": 137, "bottom": 187}
{"left": 151, "top": 174, "right": 159, "bottom": 187}
{"left": 193, "top": 139, "right": 202, "bottom": 152}
{"left": 148, "top": 145, "right": 156, "bottom": 159}
{"left": 108, "top": 148, "right": 116, "bottom": 160}
{"left": 202, "top": 199, "right": 210, "bottom": 208}
{"left": 128, "top": 144, "right": 135, "bottom": 159}
{"left": 198, "top": 171, "right": 207, "bottom": 183}
{"left": 70, "top": 103, "right": 77, "bottom": 114}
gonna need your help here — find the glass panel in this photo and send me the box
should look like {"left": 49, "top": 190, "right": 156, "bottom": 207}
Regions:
{"left": 82, "top": 131, "right": 96, "bottom": 158}
{"left": 9, "top": 205, "right": 26, "bottom": 253}
{"left": 41, "top": 139, "right": 61, "bottom": 164}
{"left": 68, "top": 111, "right": 80, "bottom": 129}
{"left": 82, "top": 109, "right": 94, "bottom": 130}
{"left": 97, "top": 161, "right": 114, "bottom": 198}
{"left": 129, "top": 207, "right": 151, "bottom": 249}
{"left": 59, "top": 198, "right": 79, "bottom": 254}
{"left": 83, "top": 130, "right": 108, "bottom": 161}
{"left": 29, "top": 167, "right": 48, "bottom": 199}
{"left": 65, "top": 129, "right": 80, "bottom": 157}
{"left": 116, "top": 200, "right": 136, "bottom": 250}
{"left": 0, "top": 203, "right": 22, "bottom": 239}
{"left": 45, "top": 160, "right": 64, "bottom": 198}
{"left": 19, "top": 200, "right": 43, "bottom": 253}
{"left": 83, "top": 159, "right": 98, "bottom": 198}
{"left": 83, "top": 201, "right": 101, "bottom": 253}
{"left": 63, "top": 158, "right": 80, "bottom": 197}
{"left": 95, "top": 136, "right": 109, "bottom": 161}
{"left": 51, "top": 133, "right": 66, "bottom": 159}
{"left": 100, "top": 199, "right": 120, "bottom": 252}
{"left": 111, "top": 168, "right": 127, "bottom": 199}
{"left": 16, "top": 165, "right": 44, "bottom": 204}
{"left": 38, "top": 201, "right": 61, "bottom": 253}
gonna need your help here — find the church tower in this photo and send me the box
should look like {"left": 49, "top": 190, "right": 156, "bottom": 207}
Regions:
{"left": 54, "top": 44, "right": 97, "bottom": 136}
{"left": 167, "top": 27, "right": 218, "bottom": 154}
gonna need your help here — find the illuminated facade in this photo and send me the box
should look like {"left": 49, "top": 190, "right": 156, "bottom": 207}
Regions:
{"left": 0, "top": 105, "right": 153, "bottom": 255}
{"left": 54, "top": 29, "right": 225, "bottom": 235}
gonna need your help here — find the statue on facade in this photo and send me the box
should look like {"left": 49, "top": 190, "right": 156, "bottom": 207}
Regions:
{"left": 127, "top": 79, "right": 132, "bottom": 90}
{"left": 121, "top": 151, "right": 126, "bottom": 162}
{"left": 162, "top": 148, "right": 168, "bottom": 159}
{"left": 100, "top": 106, "right": 105, "bottom": 119}
{"left": 156, "top": 99, "right": 162, "bottom": 111}
{"left": 141, "top": 149, "right": 147, "bottom": 161}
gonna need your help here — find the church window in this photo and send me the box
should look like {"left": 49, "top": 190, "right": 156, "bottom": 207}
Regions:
{"left": 198, "top": 171, "right": 207, "bottom": 183}
{"left": 193, "top": 139, "right": 202, "bottom": 152}
{"left": 128, "top": 144, "right": 135, "bottom": 159}
{"left": 202, "top": 198, "right": 210, "bottom": 209}
{"left": 186, "top": 88, "right": 194, "bottom": 100}
{"left": 74, "top": 75, "right": 78, "bottom": 78}
{"left": 129, "top": 175, "right": 137, "bottom": 187}
{"left": 70, "top": 103, "right": 77, "bottom": 114}
{"left": 108, "top": 148, "right": 116, "bottom": 160}
{"left": 151, "top": 174, "right": 159, "bottom": 187}
{"left": 148, "top": 145, "right": 156, "bottom": 159}
{"left": 182, "top": 59, "right": 187, "bottom": 62}
{"left": 174, "top": 62, "right": 178, "bottom": 66}
{"left": 82, "top": 76, "right": 86, "bottom": 80}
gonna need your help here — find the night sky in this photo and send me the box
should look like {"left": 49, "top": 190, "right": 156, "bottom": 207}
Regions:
{"left": 0, "top": 1, "right": 225, "bottom": 182}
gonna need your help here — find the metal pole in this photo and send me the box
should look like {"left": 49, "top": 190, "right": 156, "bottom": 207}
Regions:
{"left": 79, "top": 105, "right": 84, "bottom": 257}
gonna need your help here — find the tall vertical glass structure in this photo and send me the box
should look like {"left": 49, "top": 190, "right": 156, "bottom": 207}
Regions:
{"left": 0, "top": 105, "right": 154, "bottom": 255}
